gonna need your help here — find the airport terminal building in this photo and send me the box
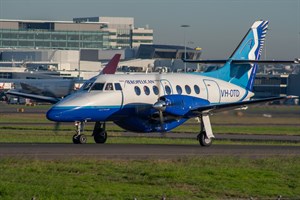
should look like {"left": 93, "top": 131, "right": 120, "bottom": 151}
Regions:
{"left": 0, "top": 17, "right": 153, "bottom": 50}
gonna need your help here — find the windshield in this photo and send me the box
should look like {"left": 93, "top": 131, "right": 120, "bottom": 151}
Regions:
{"left": 91, "top": 83, "right": 105, "bottom": 91}
{"left": 81, "top": 76, "right": 97, "bottom": 91}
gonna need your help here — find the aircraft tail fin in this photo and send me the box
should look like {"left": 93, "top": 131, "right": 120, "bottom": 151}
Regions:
{"left": 230, "top": 21, "right": 268, "bottom": 60}
{"left": 101, "top": 54, "right": 121, "bottom": 74}
{"left": 203, "top": 20, "right": 269, "bottom": 91}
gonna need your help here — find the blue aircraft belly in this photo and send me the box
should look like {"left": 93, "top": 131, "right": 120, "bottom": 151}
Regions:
{"left": 114, "top": 117, "right": 188, "bottom": 132}
{"left": 47, "top": 103, "right": 188, "bottom": 133}
{"left": 46, "top": 106, "right": 121, "bottom": 122}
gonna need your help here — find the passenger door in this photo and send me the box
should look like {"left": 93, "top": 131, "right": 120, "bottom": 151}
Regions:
{"left": 203, "top": 79, "right": 220, "bottom": 103}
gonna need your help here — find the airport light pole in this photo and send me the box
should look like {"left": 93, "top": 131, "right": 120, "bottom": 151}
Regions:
{"left": 181, "top": 25, "right": 190, "bottom": 72}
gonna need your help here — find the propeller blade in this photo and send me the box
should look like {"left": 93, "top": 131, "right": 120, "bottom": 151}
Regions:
{"left": 153, "top": 99, "right": 166, "bottom": 131}
{"left": 154, "top": 73, "right": 166, "bottom": 134}
{"left": 159, "top": 110, "right": 164, "bottom": 124}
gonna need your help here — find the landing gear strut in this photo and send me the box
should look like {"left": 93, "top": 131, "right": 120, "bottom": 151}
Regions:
{"left": 73, "top": 121, "right": 87, "bottom": 144}
{"left": 93, "top": 122, "right": 107, "bottom": 144}
{"left": 197, "top": 114, "right": 214, "bottom": 147}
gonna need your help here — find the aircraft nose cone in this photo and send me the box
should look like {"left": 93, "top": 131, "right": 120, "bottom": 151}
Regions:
{"left": 46, "top": 107, "right": 62, "bottom": 122}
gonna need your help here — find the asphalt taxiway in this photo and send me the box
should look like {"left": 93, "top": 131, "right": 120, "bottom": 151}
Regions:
{"left": 0, "top": 143, "right": 299, "bottom": 160}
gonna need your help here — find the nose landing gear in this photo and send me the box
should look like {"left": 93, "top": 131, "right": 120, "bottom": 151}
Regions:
{"left": 72, "top": 121, "right": 87, "bottom": 144}
{"left": 72, "top": 121, "right": 108, "bottom": 144}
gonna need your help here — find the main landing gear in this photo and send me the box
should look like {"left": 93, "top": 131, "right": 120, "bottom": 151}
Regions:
{"left": 72, "top": 121, "right": 107, "bottom": 144}
{"left": 93, "top": 122, "right": 107, "bottom": 144}
{"left": 197, "top": 114, "right": 215, "bottom": 147}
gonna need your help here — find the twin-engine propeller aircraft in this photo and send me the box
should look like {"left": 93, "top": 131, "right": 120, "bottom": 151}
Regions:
{"left": 22, "top": 21, "right": 300, "bottom": 146}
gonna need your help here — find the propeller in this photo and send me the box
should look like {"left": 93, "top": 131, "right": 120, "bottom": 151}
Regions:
{"left": 153, "top": 73, "right": 166, "bottom": 132}
{"left": 153, "top": 99, "right": 166, "bottom": 121}
{"left": 153, "top": 98, "right": 167, "bottom": 132}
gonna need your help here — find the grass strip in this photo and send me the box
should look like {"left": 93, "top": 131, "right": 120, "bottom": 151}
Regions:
{"left": 0, "top": 157, "right": 299, "bottom": 199}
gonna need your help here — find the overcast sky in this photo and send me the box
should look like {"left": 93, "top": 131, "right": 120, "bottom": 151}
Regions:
{"left": 0, "top": 0, "right": 299, "bottom": 59}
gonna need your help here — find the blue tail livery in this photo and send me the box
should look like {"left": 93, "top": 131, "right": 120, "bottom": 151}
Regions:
{"left": 197, "top": 20, "right": 269, "bottom": 91}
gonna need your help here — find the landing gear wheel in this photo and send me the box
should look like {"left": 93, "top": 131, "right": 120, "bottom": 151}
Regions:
{"left": 73, "top": 121, "right": 87, "bottom": 144}
{"left": 198, "top": 131, "right": 212, "bottom": 147}
{"left": 93, "top": 129, "right": 107, "bottom": 144}
{"left": 72, "top": 134, "right": 80, "bottom": 144}
{"left": 72, "top": 134, "right": 87, "bottom": 144}
{"left": 78, "top": 134, "right": 87, "bottom": 144}
{"left": 93, "top": 122, "right": 107, "bottom": 144}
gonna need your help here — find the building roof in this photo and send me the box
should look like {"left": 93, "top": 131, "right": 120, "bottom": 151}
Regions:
{"left": 0, "top": 19, "right": 108, "bottom": 25}
{"left": 139, "top": 44, "right": 194, "bottom": 51}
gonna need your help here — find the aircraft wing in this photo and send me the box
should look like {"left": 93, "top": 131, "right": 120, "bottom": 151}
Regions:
{"left": 20, "top": 82, "right": 44, "bottom": 94}
{"left": 6, "top": 90, "right": 60, "bottom": 104}
{"left": 191, "top": 96, "right": 297, "bottom": 115}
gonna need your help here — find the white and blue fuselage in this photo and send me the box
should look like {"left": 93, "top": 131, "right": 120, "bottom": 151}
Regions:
{"left": 47, "top": 73, "right": 253, "bottom": 132}
{"left": 44, "top": 20, "right": 295, "bottom": 145}
{"left": 7, "top": 20, "right": 295, "bottom": 145}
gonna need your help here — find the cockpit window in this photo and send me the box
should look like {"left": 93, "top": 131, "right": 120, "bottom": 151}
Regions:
{"left": 105, "top": 83, "right": 113, "bottom": 90}
{"left": 82, "top": 82, "right": 93, "bottom": 91}
{"left": 81, "top": 76, "right": 97, "bottom": 91}
{"left": 91, "top": 83, "right": 105, "bottom": 91}
{"left": 114, "top": 83, "right": 122, "bottom": 91}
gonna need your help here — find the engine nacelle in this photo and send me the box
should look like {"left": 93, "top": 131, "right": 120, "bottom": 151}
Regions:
{"left": 157, "top": 95, "right": 210, "bottom": 116}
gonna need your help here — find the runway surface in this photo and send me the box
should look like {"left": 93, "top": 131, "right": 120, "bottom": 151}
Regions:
{"left": 120, "top": 132, "right": 300, "bottom": 142}
{"left": 0, "top": 143, "right": 299, "bottom": 160}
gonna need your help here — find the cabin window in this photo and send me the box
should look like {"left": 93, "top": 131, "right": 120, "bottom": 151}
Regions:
{"left": 114, "top": 83, "right": 122, "bottom": 91}
{"left": 194, "top": 85, "right": 200, "bottom": 94}
{"left": 105, "top": 83, "right": 113, "bottom": 90}
{"left": 165, "top": 85, "right": 171, "bottom": 95}
{"left": 153, "top": 85, "right": 159, "bottom": 95}
{"left": 185, "top": 85, "right": 191, "bottom": 94}
{"left": 143, "top": 86, "right": 150, "bottom": 95}
{"left": 91, "top": 83, "right": 105, "bottom": 91}
{"left": 176, "top": 85, "right": 182, "bottom": 94}
{"left": 134, "top": 86, "right": 141, "bottom": 96}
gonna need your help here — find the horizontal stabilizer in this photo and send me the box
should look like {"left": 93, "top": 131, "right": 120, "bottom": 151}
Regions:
{"left": 6, "top": 90, "right": 60, "bottom": 104}
{"left": 183, "top": 59, "right": 299, "bottom": 64}
{"left": 232, "top": 59, "right": 300, "bottom": 64}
